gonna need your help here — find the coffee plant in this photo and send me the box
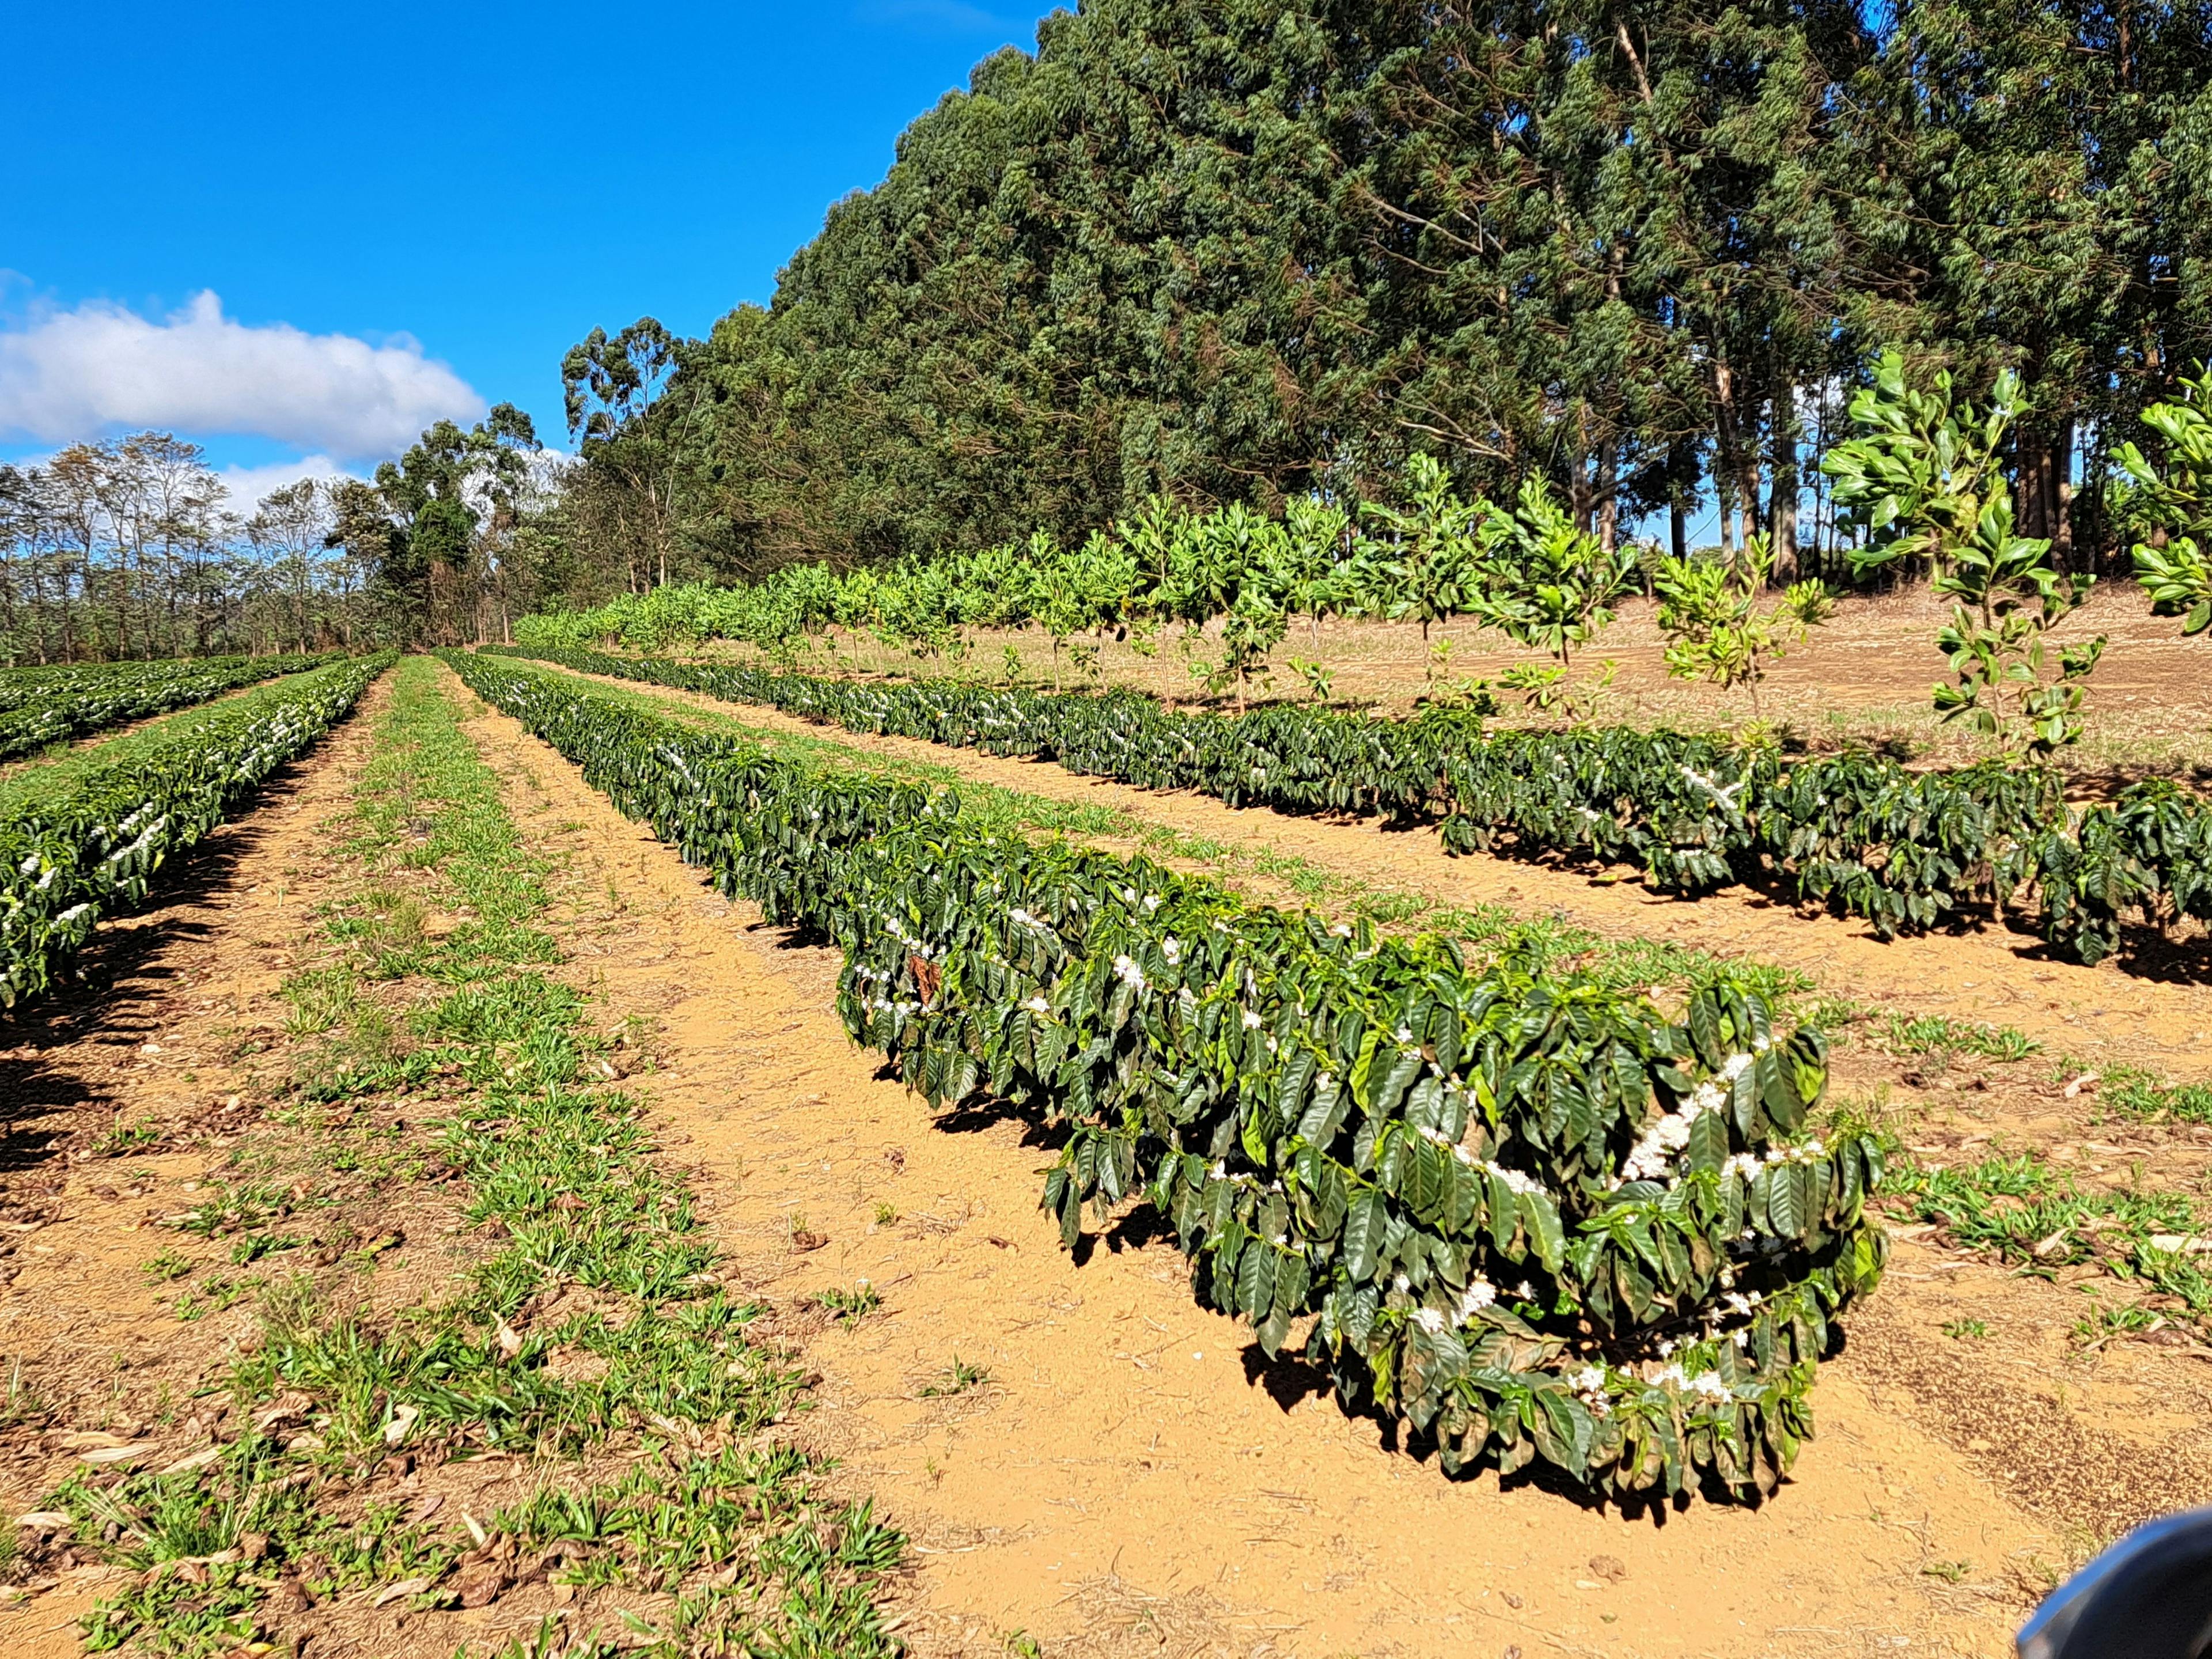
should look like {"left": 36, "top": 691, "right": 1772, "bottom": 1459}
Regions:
{"left": 448, "top": 649, "right": 1890, "bottom": 1503}
{"left": 486, "top": 643, "right": 1498, "bottom": 821}
{"left": 0, "top": 651, "right": 341, "bottom": 761}
{"left": 485, "top": 644, "right": 2212, "bottom": 967}
{"left": 513, "top": 459, "right": 1524, "bottom": 665}
{"left": 0, "top": 653, "right": 392, "bottom": 1007}
{"left": 2120, "top": 363, "right": 2212, "bottom": 637}
{"left": 1653, "top": 536, "right": 1832, "bottom": 713}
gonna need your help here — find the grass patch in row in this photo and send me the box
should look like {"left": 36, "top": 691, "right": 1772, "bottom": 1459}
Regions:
{"left": 2085, "top": 1063, "right": 2212, "bottom": 1126}
{"left": 1882, "top": 1147, "right": 2209, "bottom": 1344}
{"left": 1883, "top": 1014, "right": 2042, "bottom": 1066}
{"left": 42, "top": 658, "right": 900, "bottom": 1658}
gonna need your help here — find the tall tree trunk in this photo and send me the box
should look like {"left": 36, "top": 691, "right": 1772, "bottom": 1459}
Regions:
{"left": 1713, "top": 359, "right": 1743, "bottom": 558}
{"left": 1770, "top": 413, "right": 1799, "bottom": 584}
{"left": 2044, "top": 418, "right": 2061, "bottom": 570}
{"left": 1596, "top": 442, "right": 1618, "bottom": 557}
{"left": 2016, "top": 419, "right": 2075, "bottom": 567}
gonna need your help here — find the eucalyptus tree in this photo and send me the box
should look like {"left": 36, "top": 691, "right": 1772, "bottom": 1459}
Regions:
{"left": 520, "top": 0, "right": 2212, "bottom": 602}
{"left": 562, "top": 318, "right": 706, "bottom": 591}
{"left": 371, "top": 404, "right": 541, "bottom": 645}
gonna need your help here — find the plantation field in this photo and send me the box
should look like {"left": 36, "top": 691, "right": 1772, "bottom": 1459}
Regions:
{"left": 692, "top": 586, "right": 2206, "bottom": 781}
{"left": 0, "top": 659, "right": 345, "bottom": 814}
{"left": 0, "top": 647, "right": 2205, "bottom": 1658}
{"left": 0, "top": 654, "right": 343, "bottom": 768}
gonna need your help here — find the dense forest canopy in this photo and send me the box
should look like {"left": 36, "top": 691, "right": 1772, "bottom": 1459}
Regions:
{"left": 533, "top": 0, "right": 2212, "bottom": 602}
{"left": 16, "top": 0, "right": 2209, "bottom": 665}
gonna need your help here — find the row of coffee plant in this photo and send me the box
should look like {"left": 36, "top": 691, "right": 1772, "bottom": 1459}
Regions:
{"left": 0, "top": 651, "right": 344, "bottom": 762}
{"left": 446, "top": 648, "right": 1888, "bottom": 1501}
{"left": 484, "top": 645, "right": 2208, "bottom": 967}
{"left": 0, "top": 652, "right": 393, "bottom": 1009}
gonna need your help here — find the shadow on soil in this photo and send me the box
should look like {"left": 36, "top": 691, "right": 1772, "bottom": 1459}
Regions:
{"left": 0, "top": 776, "right": 294, "bottom": 1183}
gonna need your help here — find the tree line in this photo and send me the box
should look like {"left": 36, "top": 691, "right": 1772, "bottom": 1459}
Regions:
{"left": 0, "top": 435, "right": 385, "bottom": 664}
{"left": 0, "top": 407, "right": 573, "bottom": 664}
{"left": 533, "top": 0, "right": 2212, "bottom": 598}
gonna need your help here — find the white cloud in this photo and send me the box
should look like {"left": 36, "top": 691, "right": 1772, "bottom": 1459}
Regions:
{"left": 0, "top": 290, "right": 483, "bottom": 461}
{"left": 216, "top": 454, "right": 363, "bottom": 514}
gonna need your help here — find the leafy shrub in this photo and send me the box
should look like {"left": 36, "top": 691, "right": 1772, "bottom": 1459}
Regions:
{"left": 0, "top": 653, "right": 392, "bottom": 1007}
{"left": 489, "top": 643, "right": 1497, "bottom": 822}
{"left": 447, "top": 649, "right": 1889, "bottom": 1502}
{"left": 490, "top": 645, "right": 2212, "bottom": 968}
{"left": 1824, "top": 350, "right": 2105, "bottom": 755}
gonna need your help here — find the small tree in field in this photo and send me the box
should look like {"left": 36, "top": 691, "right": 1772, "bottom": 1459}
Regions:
{"left": 1467, "top": 476, "right": 1638, "bottom": 714}
{"left": 1654, "top": 536, "right": 1832, "bottom": 714}
{"left": 2118, "top": 364, "right": 2212, "bottom": 635}
{"left": 1358, "top": 454, "right": 1482, "bottom": 641}
{"left": 1823, "top": 350, "right": 2104, "bottom": 757}
{"left": 1281, "top": 495, "right": 1352, "bottom": 647}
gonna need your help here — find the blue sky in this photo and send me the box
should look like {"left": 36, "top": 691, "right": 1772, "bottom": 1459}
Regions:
{"left": 1, "top": 0, "right": 1054, "bottom": 501}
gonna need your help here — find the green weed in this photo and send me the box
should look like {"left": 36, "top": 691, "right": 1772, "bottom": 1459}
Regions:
{"left": 919, "top": 1357, "right": 991, "bottom": 1397}
{"left": 2093, "top": 1063, "right": 2212, "bottom": 1125}
{"left": 52, "top": 659, "right": 901, "bottom": 1658}
{"left": 1885, "top": 1014, "right": 2039, "bottom": 1064}
{"left": 815, "top": 1282, "right": 882, "bottom": 1327}
{"left": 90, "top": 1114, "right": 162, "bottom": 1156}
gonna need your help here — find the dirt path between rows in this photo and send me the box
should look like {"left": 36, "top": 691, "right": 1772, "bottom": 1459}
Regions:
{"left": 452, "top": 665, "right": 2058, "bottom": 1659}
{"left": 0, "top": 681, "right": 398, "bottom": 1654}
{"left": 539, "top": 668, "right": 2212, "bottom": 1086}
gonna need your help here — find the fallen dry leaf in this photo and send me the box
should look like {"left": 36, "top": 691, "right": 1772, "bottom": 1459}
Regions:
{"left": 78, "top": 1444, "right": 157, "bottom": 1467}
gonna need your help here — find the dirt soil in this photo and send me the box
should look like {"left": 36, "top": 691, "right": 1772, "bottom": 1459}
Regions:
{"left": 2, "top": 660, "right": 2206, "bottom": 1659}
